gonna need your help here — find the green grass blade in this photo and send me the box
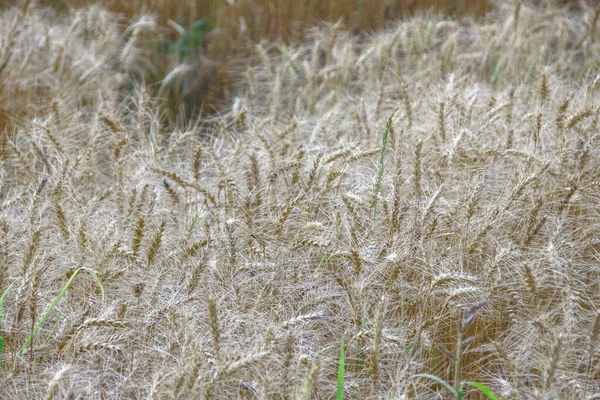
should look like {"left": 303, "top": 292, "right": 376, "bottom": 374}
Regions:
{"left": 314, "top": 247, "right": 335, "bottom": 276}
{"left": 18, "top": 269, "right": 81, "bottom": 355}
{"left": 414, "top": 374, "right": 458, "bottom": 397}
{"left": 406, "top": 342, "right": 414, "bottom": 359}
{"left": 315, "top": 253, "right": 328, "bottom": 275}
{"left": 336, "top": 339, "right": 345, "bottom": 400}
{"left": 464, "top": 382, "right": 499, "bottom": 400}
{"left": 457, "top": 382, "right": 464, "bottom": 400}
{"left": 18, "top": 268, "right": 104, "bottom": 356}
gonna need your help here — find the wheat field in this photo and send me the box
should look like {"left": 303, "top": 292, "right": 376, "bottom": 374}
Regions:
{"left": 0, "top": 1, "right": 599, "bottom": 399}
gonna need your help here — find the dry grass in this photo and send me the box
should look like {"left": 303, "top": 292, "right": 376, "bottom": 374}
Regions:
{"left": 1, "top": 0, "right": 600, "bottom": 399}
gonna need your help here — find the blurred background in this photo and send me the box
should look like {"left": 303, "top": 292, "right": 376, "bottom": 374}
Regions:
{"left": 0, "top": 0, "right": 583, "bottom": 119}
{"left": 25, "top": 0, "right": 494, "bottom": 32}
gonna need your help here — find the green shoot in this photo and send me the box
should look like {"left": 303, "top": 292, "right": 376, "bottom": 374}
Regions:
{"left": 336, "top": 339, "right": 345, "bottom": 400}
{"left": 415, "top": 374, "right": 499, "bottom": 400}
{"left": 18, "top": 267, "right": 104, "bottom": 356}
{"left": 464, "top": 382, "right": 499, "bottom": 400}
{"left": 314, "top": 246, "right": 335, "bottom": 276}
{"left": 414, "top": 304, "right": 498, "bottom": 400}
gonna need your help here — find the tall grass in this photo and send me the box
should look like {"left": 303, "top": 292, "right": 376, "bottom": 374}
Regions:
{"left": 0, "top": 0, "right": 600, "bottom": 398}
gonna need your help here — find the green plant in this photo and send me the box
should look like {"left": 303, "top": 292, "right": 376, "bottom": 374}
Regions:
{"left": 314, "top": 246, "right": 335, "bottom": 276}
{"left": 336, "top": 339, "right": 345, "bottom": 400}
{"left": 414, "top": 303, "right": 498, "bottom": 400}
{"left": 18, "top": 267, "right": 104, "bottom": 356}
{"left": 167, "top": 19, "right": 215, "bottom": 61}
{"left": 414, "top": 374, "right": 498, "bottom": 400}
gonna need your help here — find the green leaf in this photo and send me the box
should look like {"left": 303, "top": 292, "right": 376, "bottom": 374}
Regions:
{"left": 457, "top": 381, "right": 464, "bottom": 400}
{"left": 406, "top": 342, "right": 414, "bottom": 359}
{"left": 315, "top": 253, "right": 327, "bottom": 274}
{"left": 18, "top": 268, "right": 104, "bottom": 356}
{"left": 314, "top": 246, "right": 335, "bottom": 276}
{"left": 336, "top": 339, "right": 345, "bottom": 400}
{"left": 414, "top": 374, "right": 458, "bottom": 397}
{"left": 464, "top": 381, "right": 499, "bottom": 400}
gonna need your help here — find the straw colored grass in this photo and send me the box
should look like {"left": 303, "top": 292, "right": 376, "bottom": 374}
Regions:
{"left": 0, "top": 1, "right": 600, "bottom": 399}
